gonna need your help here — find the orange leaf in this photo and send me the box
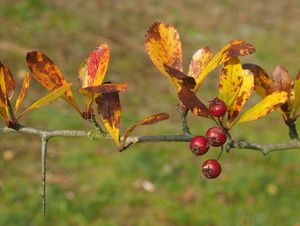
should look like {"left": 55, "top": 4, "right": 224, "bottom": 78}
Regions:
{"left": 243, "top": 63, "right": 272, "bottom": 98}
{"left": 26, "top": 51, "right": 80, "bottom": 113}
{"left": 81, "top": 82, "right": 128, "bottom": 93}
{"left": 178, "top": 86, "right": 209, "bottom": 117}
{"left": 145, "top": 21, "right": 183, "bottom": 91}
{"left": 194, "top": 40, "right": 255, "bottom": 91}
{"left": 78, "top": 44, "right": 109, "bottom": 88}
{"left": 122, "top": 113, "right": 169, "bottom": 148}
{"left": 95, "top": 92, "right": 121, "bottom": 147}
{"left": 14, "top": 72, "right": 31, "bottom": 114}
{"left": 188, "top": 47, "right": 212, "bottom": 80}
{"left": 0, "top": 62, "right": 15, "bottom": 124}
{"left": 79, "top": 82, "right": 128, "bottom": 114}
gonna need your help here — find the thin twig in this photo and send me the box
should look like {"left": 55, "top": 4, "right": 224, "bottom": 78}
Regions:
{"left": 1, "top": 126, "right": 300, "bottom": 155}
{"left": 41, "top": 136, "right": 48, "bottom": 217}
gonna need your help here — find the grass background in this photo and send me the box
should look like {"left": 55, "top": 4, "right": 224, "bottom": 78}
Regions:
{"left": 1, "top": 0, "right": 300, "bottom": 225}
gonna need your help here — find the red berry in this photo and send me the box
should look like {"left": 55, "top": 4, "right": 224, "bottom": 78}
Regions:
{"left": 81, "top": 111, "right": 92, "bottom": 120}
{"left": 190, "top": 135, "right": 210, "bottom": 155}
{"left": 206, "top": 127, "right": 227, "bottom": 147}
{"left": 202, "top": 159, "right": 221, "bottom": 179}
{"left": 208, "top": 98, "right": 227, "bottom": 117}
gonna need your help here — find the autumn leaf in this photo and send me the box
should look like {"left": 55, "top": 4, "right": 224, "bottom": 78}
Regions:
{"left": 219, "top": 57, "right": 244, "bottom": 108}
{"left": 188, "top": 47, "right": 212, "bottom": 81}
{"left": 0, "top": 62, "right": 15, "bottom": 100}
{"left": 164, "top": 65, "right": 196, "bottom": 90}
{"left": 193, "top": 40, "right": 255, "bottom": 91}
{"left": 95, "top": 92, "right": 121, "bottom": 147}
{"left": 122, "top": 113, "right": 169, "bottom": 148}
{"left": 178, "top": 86, "right": 209, "bottom": 117}
{"left": 0, "top": 62, "right": 15, "bottom": 123}
{"left": 145, "top": 21, "right": 183, "bottom": 91}
{"left": 17, "top": 83, "right": 72, "bottom": 120}
{"left": 81, "top": 82, "right": 128, "bottom": 93}
{"left": 78, "top": 44, "right": 109, "bottom": 88}
{"left": 291, "top": 70, "right": 300, "bottom": 118}
{"left": 26, "top": 51, "right": 80, "bottom": 113}
{"left": 236, "top": 91, "right": 288, "bottom": 124}
{"left": 227, "top": 69, "right": 254, "bottom": 125}
{"left": 14, "top": 72, "right": 31, "bottom": 114}
{"left": 242, "top": 63, "right": 272, "bottom": 98}
{"left": 270, "top": 65, "right": 292, "bottom": 94}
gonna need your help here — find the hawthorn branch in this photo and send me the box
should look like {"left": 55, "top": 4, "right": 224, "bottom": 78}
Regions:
{"left": 225, "top": 139, "right": 300, "bottom": 155}
{"left": 1, "top": 126, "right": 300, "bottom": 155}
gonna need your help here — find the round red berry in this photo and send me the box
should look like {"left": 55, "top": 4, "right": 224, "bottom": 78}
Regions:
{"left": 81, "top": 111, "right": 92, "bottom": 120}
{"left": 190, "top": 135, "right": 210, "bottom": 155}
{"left": 206, "top": 127, "right": 227, "bottom": 147}
{"left": 202, "top": 159, "right": 221, "bottom": 179}
{"left": 208, "top": 98, "right": 227, "bottom": 117}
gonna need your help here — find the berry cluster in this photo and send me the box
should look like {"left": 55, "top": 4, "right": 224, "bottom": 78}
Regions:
{"left": 189, "top": 98, "right": 228, "bottom": 179}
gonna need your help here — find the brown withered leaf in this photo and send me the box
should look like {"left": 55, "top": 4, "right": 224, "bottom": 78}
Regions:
{"left": 96, "top": 92, "right": 121, "bottom": 147}
{"left": 270, "top": 65, "right": 292, "bottom": 94}
{"left": 14, "top": 72, "right": 31, "bottom": 114}
{"left": 26, "top": 51, "right": 80, "bottom": 113}
{"left": 122, "top": 113, "right": 169, "bottom": 148}
{"left": 178, "top": 87, "right": 209, "bottom": 117}
{"left": 164, "top": 64, "right": 196, "bottom": 90}
{"left": 188, "top": 47, "right": 212, "bottom": 80}
{"left": 145, "top": 21, "right": 183, "bottom": 91}
{"left": 242, "top": 63, "right": 272, "bottom": 98}
{"left": 81, "top": 82, "right": 128, "bottom": 93}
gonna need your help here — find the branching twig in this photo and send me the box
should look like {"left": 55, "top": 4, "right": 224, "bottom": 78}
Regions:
{"left": 1, "top": 124, "right": 300, "bottom": 214}
{"left": 1, "top": 126, "right": 300, "bottom": 155}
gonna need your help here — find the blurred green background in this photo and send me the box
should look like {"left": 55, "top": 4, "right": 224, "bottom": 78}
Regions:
{"left": 1, "top": 0, "right": 300, "bottom": 225}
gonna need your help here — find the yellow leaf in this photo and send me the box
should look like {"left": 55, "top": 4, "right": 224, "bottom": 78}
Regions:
{"left": 219, "top": 57, "right": 244, "bottom": 108}
{"left": 122, "top": 113, "right": 169, "bottom": 148}
{"left": 236, "top": 91, "right": 288, "bottom": 124}
{"left": 145, "top": 22, "right": 183, "bottom": 91}
{"left": 95, "top": 92, "right": 121, "bottom": 147}
{"left": 14, "top": 72, "right": 31, "bottom": 114}
{"left": 243, "top": 63, "right": 272, "bottom": 98}
{"left": 227, "top": 69, "right": 254, "bottom": 125}
{"left": 291, "top": 71, "right": 300, "bottom": 117}
{"left": 194, "top": 40, "right": 255, "bottom": 91}
{"left": 17, "top": 83, "right": 71, "bottom": 120}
